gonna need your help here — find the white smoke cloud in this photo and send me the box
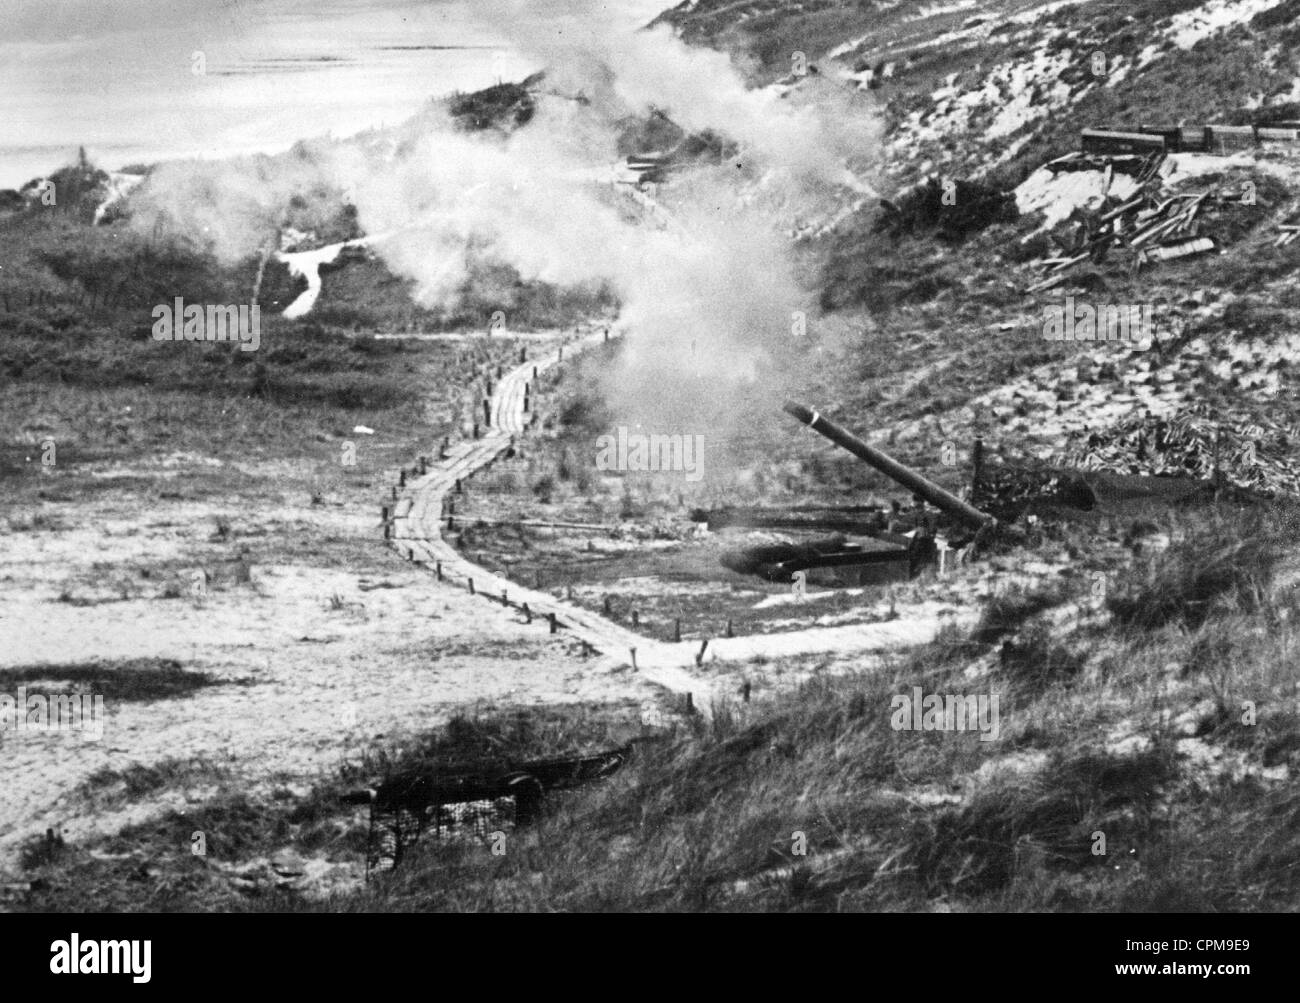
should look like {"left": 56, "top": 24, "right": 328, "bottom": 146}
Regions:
{"left": 128, "top": 1, "right": 882, "bottom": 429}
{"left": 351, "top": 1, "right": 879, "bottom": 424}
{"left": 474, "top": 0, "right": 879, "bottom": 188}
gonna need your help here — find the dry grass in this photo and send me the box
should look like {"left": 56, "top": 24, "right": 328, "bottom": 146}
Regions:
{"left": 1108, "top": 510, "right": 1285, "bottom": 631}
{"left": 10, "top": 7, "right": 1300, "bottom": 913}
{"left": 11, "top": 485, "right": 1300, "bottom": 913}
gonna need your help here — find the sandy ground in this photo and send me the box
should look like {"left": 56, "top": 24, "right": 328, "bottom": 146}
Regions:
{"left": 0, "top": 328, "right": 1024, "bottom": 876}
{"left": 0, "top": 461, "right": 657, "bottom": 871}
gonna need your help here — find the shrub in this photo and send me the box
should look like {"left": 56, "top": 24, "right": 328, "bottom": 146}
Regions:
{"left": 1109, "top": 519, "right": 1280, "bottom": 630}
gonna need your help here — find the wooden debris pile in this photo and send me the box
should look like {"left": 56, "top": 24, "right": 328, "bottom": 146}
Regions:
{"left": 1028, "top": 152, "right": 1257, "bottom": 291}
{"left": 1044, "top": 152, "right": 1161, "bottom": 178}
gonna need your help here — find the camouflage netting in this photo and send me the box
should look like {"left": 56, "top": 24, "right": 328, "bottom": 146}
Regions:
{"left": 972, "top": 464, "right": 1097, "bottom": 522}
{"left": 1062, "top": 404, "right": 1300, "bottom": 498}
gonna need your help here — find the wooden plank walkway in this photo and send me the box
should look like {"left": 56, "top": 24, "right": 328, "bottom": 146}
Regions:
{"left": 388, "top": 328, "right": 715, "bottom": 715}
{"left": 386, "top": 327, "right": 977, "bottom": 719}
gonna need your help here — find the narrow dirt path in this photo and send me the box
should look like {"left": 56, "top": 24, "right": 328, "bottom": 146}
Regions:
{"left": 389, "top": 327, "right": 979, "bottom": 717}
{"left": 390, "top": 328, "right": 719, "bottom": 714}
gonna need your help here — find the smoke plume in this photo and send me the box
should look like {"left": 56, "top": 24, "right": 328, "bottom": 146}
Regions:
{"left": 130, "top": 1, "right": 882, "bottom": 430}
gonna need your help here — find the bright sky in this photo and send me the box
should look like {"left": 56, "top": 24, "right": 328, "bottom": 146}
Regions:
{"left": 0, "top": 0, "right": 667, "bottom": 187}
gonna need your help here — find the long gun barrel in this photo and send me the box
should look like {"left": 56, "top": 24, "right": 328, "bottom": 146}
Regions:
{"left": 782, "top": 401, "right": 996, "bottom": 531}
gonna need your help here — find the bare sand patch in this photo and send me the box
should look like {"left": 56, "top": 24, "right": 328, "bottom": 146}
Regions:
{"left": 0, "top": 457, "right": 662, "bottom": 871}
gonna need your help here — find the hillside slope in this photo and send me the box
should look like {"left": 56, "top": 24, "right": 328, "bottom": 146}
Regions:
{"left": 7, "top": 0, "right": 1300, "bottom": 913}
